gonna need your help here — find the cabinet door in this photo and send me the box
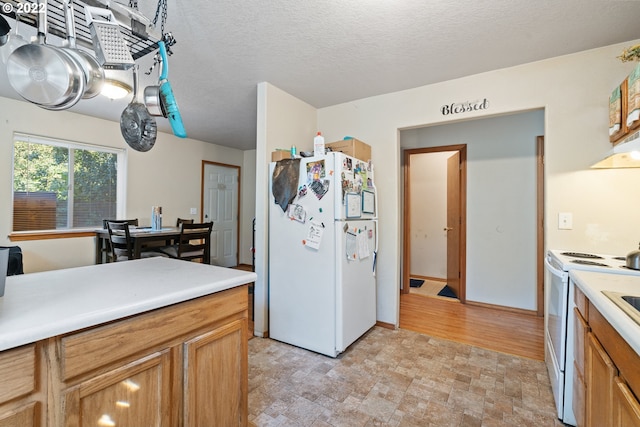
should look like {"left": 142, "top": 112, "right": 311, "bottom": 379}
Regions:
{"left": 586, "top": 332, "right": 617, "bottom": 427}
{"left": 184, "top": 319, "right": 248, "bottom": 427}
{"left": 573, "top": 361, "right": 586, "bottom": 427}
{"left": 0, "top": 402, "right": 38, "bottom": 427}
{"left": 64, "top": 351, "right": 173, "bottom": 427}
{"left": 614, "top": 376, "right": 640, "bottom": 427}
{"left": 573, "top": 308, "right": 589, "bottom": 426}
{"left": 574, "top": 308, "right": 588, "bottom": 378}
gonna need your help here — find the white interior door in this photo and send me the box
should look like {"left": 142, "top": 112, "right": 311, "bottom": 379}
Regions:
{"left": 203, "top": 163, "right": 239, "bottom": 267}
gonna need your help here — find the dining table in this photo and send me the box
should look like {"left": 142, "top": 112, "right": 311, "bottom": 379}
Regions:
{"left": 94, "top": 226, "right": 184, "bottom": 264}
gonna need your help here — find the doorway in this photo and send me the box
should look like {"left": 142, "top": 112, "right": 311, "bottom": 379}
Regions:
{"left": 400, "top": 110, "right": 545, "bottom": 316}
{"left": 202, "top": 161, "right": 240, "bottom": 267}
{"left": 402, "top": 145, "right": 467, "bottom": 302}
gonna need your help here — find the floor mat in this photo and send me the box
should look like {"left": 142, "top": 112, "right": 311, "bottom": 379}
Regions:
{"left": 437, "top": 285, "right": 457, "bottom": 298}
{"left": 410, "top": 278, "right": 425, "bottom": 288}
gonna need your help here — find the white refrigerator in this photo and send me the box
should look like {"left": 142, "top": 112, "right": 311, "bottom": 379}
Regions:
{"left": 268, "top": 152, "right": 377, "bottom": 357}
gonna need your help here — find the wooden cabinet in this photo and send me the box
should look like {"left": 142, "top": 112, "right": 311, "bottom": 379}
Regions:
{"left": 0, "top": 344, "right": 43, "bottom": 427}
{"left": 573, "top": 284, "right": 640, "bottom": 427}
{"left": 0, "top": 403, "right": 39, "bottom": 427}
{"left": 614, "top": 376, "right": 640, "bottom": 427}
{"left": 586, "top": 332, "right": 616, "bottom": 427}
{"left": 572, "top": 305, "right": 589, "bottom": 427}
{"left": 0, "top": 284, "right": 249, "bottom": 427}
{"left": 63, "top": 350, "right": 174, "bottom": 427}
{"left": 184, "top": 319, "right": 248, "bottom": 426}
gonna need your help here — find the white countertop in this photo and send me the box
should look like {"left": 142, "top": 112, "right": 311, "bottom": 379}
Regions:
{"left": 0, "top": 257, "right": 257, "bottom": 351}
{"left": 570, "top": 270, "right": 640, "bottom": 356}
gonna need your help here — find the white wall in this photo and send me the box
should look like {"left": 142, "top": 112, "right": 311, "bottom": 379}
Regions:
{"left": 308, "top": 40, "right": 640, "bottom": 326}
{"left": 254, "top": 82, "right": 317, "bottom": 336}
{"left": 409, "top": 152, "right": 450, "bottom": 279}
{"left": 404, "top": 111, "right": 544, "bottom": 310}
{"left": 0, "top": 96, "right": 255, "bottom": 273}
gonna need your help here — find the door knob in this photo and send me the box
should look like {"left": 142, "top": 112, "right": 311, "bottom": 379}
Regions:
{"left": 444, "top": 227, "right": 453, "bottom": 231}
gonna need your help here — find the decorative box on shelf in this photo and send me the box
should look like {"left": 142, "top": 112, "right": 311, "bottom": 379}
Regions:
{"left": 271, "top": 150, "right": 292, "bottom": 162}
{"left": 610, "top": 62, "right": 640, "bottom": 145}
{"left": 326, "top": 138, "right": 371, "bottom": 161}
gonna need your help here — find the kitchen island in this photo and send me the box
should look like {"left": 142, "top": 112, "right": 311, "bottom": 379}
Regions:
{"left": 0, "top": 257, "right": 257, "bottom": 427}
{"left": 570, "top": 270, "right": 640, "bottom": 426}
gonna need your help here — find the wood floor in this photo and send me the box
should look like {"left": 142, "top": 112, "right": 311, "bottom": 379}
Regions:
{"left": 399, "top": 293, "right": 544, "bottom": 360}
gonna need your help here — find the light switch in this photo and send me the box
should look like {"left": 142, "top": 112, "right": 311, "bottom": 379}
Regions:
{"left": 190, "top": 208, "right": 197, "bottom": 215}
{"left": 558, "top": 212, "right": 573, "bottom": 230}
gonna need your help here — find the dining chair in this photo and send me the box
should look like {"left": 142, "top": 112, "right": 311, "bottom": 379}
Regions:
{"left": 159, "top": 222, "right": 213, "bottom": 264}
{"left": 100, "top": 219, "right": 140, "bottom": 262}
{"left": 173, "top": 218, "right": 195, "bottom": 246}
{"left": 106, "top": 221, "right": 134, "bottom": 262}
{"left": 106, "top": 221, "right": 167, "bottom": 262}
{"left": 0, "top": 246, "right": 23, "bottom": 275}
{"left": 102, "top": 218, "right": 139, "bottom": 229}
{"left": 176, "top": 218, "right": 194, "bottom": 227}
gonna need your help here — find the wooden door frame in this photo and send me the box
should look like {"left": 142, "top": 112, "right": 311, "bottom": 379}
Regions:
{"left": 402, "top": 145, "right": 467, "bottom": 303}
{"left": 536, "top": 136, "right": 544, "bottom": 316}
{"left": 201, "top": 160, "right": 241, "bottom": 266}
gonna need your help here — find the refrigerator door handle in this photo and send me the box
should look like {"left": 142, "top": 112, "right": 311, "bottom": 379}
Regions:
{"left": 369, "top": 168, "right": 378, "bottom": 277}
{"left": 372, "top": 219, "right": 378, "bottom": 276}
{"left": 373, "top": 219, "right": 379, "bottom": 253}
{"left": 370, "top": 180, "right": 379, "bottom": 220}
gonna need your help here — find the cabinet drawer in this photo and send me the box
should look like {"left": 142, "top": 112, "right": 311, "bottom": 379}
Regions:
{"left": 61, "top": 285, "right": 248, "bottom": 381}
{"left": 0, "top": 344, "right": 36, "bottom": 404}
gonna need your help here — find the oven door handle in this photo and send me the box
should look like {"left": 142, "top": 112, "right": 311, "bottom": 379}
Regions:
{"left": 544, "top": 256, "right": 569, "bottom": 281}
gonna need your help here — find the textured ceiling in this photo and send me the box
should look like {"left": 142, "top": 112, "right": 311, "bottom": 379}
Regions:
{"left": 0, "top": 0, "right": 639, "bottom": 150}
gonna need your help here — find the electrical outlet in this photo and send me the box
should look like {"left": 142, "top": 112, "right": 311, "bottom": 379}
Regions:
{"left": 558, "top": 212, "right": 573, "bottom": 230}
{"left": 190, "top": 208, "right": 197, "bottom": 215}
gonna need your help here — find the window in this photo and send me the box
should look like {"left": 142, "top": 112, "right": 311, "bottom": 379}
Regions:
{"left": 12, "top": 133, "right": 126, "bottom": 232}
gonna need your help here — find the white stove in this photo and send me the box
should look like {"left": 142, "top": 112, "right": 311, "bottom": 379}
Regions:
{"left": 547, "top": 249, "right": 639, "bottom": 274}
{"left": 545, "top": 249, "right": 640, "bottom": 425}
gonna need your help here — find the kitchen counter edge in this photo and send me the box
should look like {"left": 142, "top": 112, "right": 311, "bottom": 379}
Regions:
{"left": 0, "top": 257, "right": 257, "bottom": 352}
{"left": 570, "top": 269, "right": 640, "bottom": 356}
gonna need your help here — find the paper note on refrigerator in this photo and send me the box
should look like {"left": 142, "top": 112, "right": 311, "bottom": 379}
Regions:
{"left": 357, "top": 232, "right": 370, "bottom": 259}
{"left": 346, "top": 232, "right": 357, "bottom": 260}
{"left": 305, "top": 222, "right": 324, "bottom": 250}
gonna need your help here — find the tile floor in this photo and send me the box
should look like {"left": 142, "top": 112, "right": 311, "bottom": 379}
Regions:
{"left": 409, "top": 279, "right": 451, "bottom": 299}
{"left": 248, "top": 327, "right": 566, "bottom": 427}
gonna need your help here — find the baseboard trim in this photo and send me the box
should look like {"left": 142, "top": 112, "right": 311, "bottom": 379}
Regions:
{"left": 375, "top": 320, "right": 396, "bottom": 330}
{"left": 466, "top": 300, "right": 538, "bottom": 316}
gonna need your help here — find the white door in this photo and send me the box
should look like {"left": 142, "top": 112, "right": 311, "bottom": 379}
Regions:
{"left": 203, "top": 163, "right": 239, "bottom": 267}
